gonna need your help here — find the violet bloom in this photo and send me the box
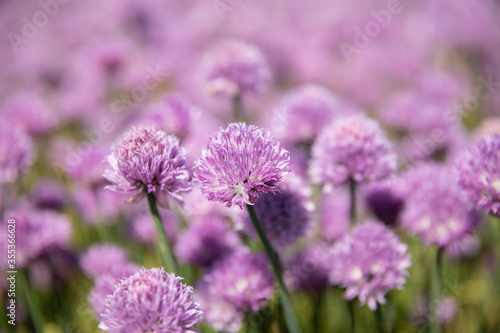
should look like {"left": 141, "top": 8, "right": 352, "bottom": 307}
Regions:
{"left": 88, "top": 263, "right": 140, "bottom": 321}
{"left": 175, "top": 217, "right": 241, "bottom": 268}
{"left": 329, "top": 221, "right": 411, "bottom": 310}
{"left": 194, "top": 281, "right": 243, "bottom": 333}
{"left": 80, "top": 244, "right": 129, "bottom": 280}
{"left": 275, "top": 84, "right": 341, "bottom": 144}
{"left": 201, "top": 251, "right": 274, "bottom": 312}
{"left": 363, "top": 180, "right": 405, "bottom": 227}
{"left": 401, "top": 163, "right": 481, "bottom": 249}
{"left": 103, "top": 127, "right": 192, "bottom": 208}
{"left": 320, "top": 187, "right": 350, "bottom": 242}
{"left": 310, "top": 115, "right": 397, "bottom": 186}
{"left": 0, "top": 125, "right": 33, "bottom": 184}
{"left": 0, "top": 94, "right": 56, "bottom": 135}
{"left": 457, "top": 135, "right": 500, "bottom": 216}
{"left": 284, "top": 244, "right": 331, "bottom": 293}
{"left": 437, "top": 296, "right": 458, "bottom": 325}
{"left": 1, "top": 209, "right": 72, "bottom": 268}
{"left": 202, "top": 40, "right": 271, "bottom": 98}
{"left": 99, "top": 268, "right": 202, "bottom": 333}
{"left": 194, "top": 123, "right": 290, "bottom": 209}
{"left": 30, "top": 179, "right": 66, "bottom": 210}
{"left": 242, "top": 187, "right": 311, "bottom": 249}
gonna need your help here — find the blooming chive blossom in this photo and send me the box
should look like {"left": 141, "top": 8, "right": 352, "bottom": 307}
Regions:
{"left": 0, "top": 125, "right": 33, "bottom": 184}
{"left": 457, "top": 135, "right": 500, "bottom": 216}
{"left": 284, "top": 244, "right": 331, "bottom": 292}
{"left": 242, "top": 187, "right": 311, "bottom": 249}
{"left": 175, "top": 217, "right": 242, "bottom": 268}
{"left": 401, "top": 163, "right": 481, "bottom": 248}
{"left": 88, "top": 263, "right": 140, "bottom": 321}
{"left": 202, "top": 251, "right": 274, "bottom": 312}
{"left": 99, "top": 268, "right": 202, "bottom": 332}
{"left": 194, "top": 123, "right": 291, "bottom": 209}
{"left": 309, "top": 115, "right": 397, "bottom": 186}
{"left": 275, "top": 84, "right": 341, "bottom": 144}
{"left": 363, "top": 180, "right": 405, "bottom": 227}
{"left": 329, "top": 221, "right": 411, "bottom": 310}
{"left": 80, "top": 244, "right": 129, "bottom": 279}
{"left": 103, "top": 127, "right": 192, "bottom": 208}
{"left": 202, "top": 40, "right": 271, "bottom": 97}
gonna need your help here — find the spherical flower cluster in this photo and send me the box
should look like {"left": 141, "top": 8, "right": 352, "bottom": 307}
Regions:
{"left": 80, "top": 244, "right": 129, "bottom": 279}
{"left": 194, "top": 123, "right": 290, "bottom": 209}
{"left": 456, "top": 134, "right": 500, "bottom": 216}
{"left": 320, "top": 187, "right": 350, "bottom": 242}
{"left": 99, "top": 268, "right": 202, "bottom": 332}
{"left": 2, "top": 209, "right": 73, "bottom": 267}
{"left": 88, "top": 263, "right": 140, "bottom": 321}
{"left": 201, "top": 251, "right": 274, "bottom": 312}
{"left": 175, "top": 217, "right": 241, "bottom": 268}
{"left": 329, "top": 221, "right": 411, "bottom": 310}
{"left": 30, "top": 179, "right": 66, "bottom": 210}
{"left": 0, "top": 125, "right": 33, "bottom": 184}
{"left": 242, "top": 187, "right": 311, "bottom": 249}
{"left": 284, "top": 244, "right": 331, "bottom": 292}
{"left": 363, "top": 180, "right": 405, "bottom": 227}
{"left": 0, "top": 94, "right": 56, "bottom": 135}
{"left": 68, "top": 146, "right": 108, "bottom": 186}
{"left": 401, "top": 163, "right": 481, "bottom": 248}
{"left": 103, "top": 127, "right": 192, "bottom": 208}
{"left": 275, "top": 84, "right": 340, "bottom": 144}
{"left": 202, "top": 40, "right": 271, "bottom": 97}
{"left": 309, "top": 115, "right": 397, "bottom": 186}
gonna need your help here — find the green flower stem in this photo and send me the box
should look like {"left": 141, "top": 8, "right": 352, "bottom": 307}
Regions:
{"left": 375, "top": 306, "right": 386, "bottom": 333}
{"left": 19, "top": 269, "right": 44, "bottom": 333}
{"left": 233, "top": 94, "right": 245, "bottom": 122}
{"left": 349, "top": 178, "right": 357, "bottom": 227}
{"left": 147, "top": 193, "right": 179, "bottom": 275}
{"left": 246, "top": 205, "right": 302, "bottom": 333}
{"left": 347, "top": 299, "right": 355, "bottom": 333}
{"left": 430, "top": 248, "right": 443, "bottom": 333}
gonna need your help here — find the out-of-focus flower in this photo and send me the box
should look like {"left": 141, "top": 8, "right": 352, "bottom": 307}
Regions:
{"left": 401, "top": 163, "right": 481, "bottom": 248}
{"left": 436, "top": 296, "right": 458, "bottom": 325}
{"left": 274, "top": 84, "right": 341, "bottom": 144}
{"left": 284, "top": 243, "right": 331, "bottom": 292}
{"left": 363, "top": 180, "right": 405, "bottom": 227}
{"left": 194, "top": 123, "right": 290, "bottom": 209}
{"left": 128, "top": 211, "right": 177, "bottom": 244}
{"left": 201, "top": 251, "right": 274, "bottom": 312}
{"left": 195, "top": 280, "right": 243, "bottom": 333}
{"left": 80, "top": 244, "right": 129, "bottom": 280}
{"left": 242, "top": 187, "right": 311, "bottom": 249}
{"left": 310, "top": 115, "right": 397, "bottom": 186}
{"left": 0, "top": 125, "right": 33, "bottom": 184}
{"left": 88, "top": 263, "right": 140, "bottom": 321}
{"left": 175, "top": 217, "right": 241, "bottom": 268}
{"left": 67, "top": 146, "right": 108, "bottom": 186}
{"left": 202, "top": 40, "right": 271, "bottom": 97}
{"left": 320, "top": 187, "right": 350, "bottom": 242}
{"left": 103, "top": 127, "right": 192, "bottom": 208}
{"left": 329, "top": 221, "right": 411, "bottom": 310}
{"left": 457, "top": 135, "right": 500, "bottom": 216}
{"left": 99, "top": 268, "right": 202, "bottom": 332}
{"left": 1, "top": 209, "right": 72, "bottom": 267}
{"left": 30, "top": 179, "right": 66, "bottom": 211}
{"left": 0, "top": 94, "right": 56, "bottom": 135}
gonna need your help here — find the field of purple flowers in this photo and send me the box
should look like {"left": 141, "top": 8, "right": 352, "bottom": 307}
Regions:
{"left": 1, "top": 0, "right": 500, "bottom": 332}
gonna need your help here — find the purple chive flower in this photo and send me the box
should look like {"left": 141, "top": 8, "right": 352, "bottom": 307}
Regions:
{"left": 284, "top": 243, "right": 331, "bottom": 293}
{"left": 99, "top": 268, "right": 202, "bottom": 333}
{"left": 202, "top": 40, "right": 271, "bottom": 97}
{"left": 201, "top": 251, "right": 274, "bottom": 312}
{"left": 329, "top": 221, "right": 411, "bottom": 310}
{"left": 80, "top": 244, "right": 129, "bottom": 280}
{"left": 195, "top": 280, "right": 243, "bottom": 333}
{"left": 457, "top": 135, "right": 500, "bottom": 216}
{"left": 436, "top": 296, "right": 458, "bottom": 325}
{"left": 175, "top": 217, "right": 241, "bottom": 268}
{"left": 68, "top": 146, "right": 108, "bottom": 186}
{"left": 88, "top": 263, "right": 140, "bottom": 321}
{"left": 0, "top": 125, "right": 33, "bottom": 184}
{"left": 275, "top": 84, "right": 341, "bottom": 144}
{"left": 30, "top": 179, "right": 66, "bottom": 210}
{"left": 320, "top": 187, "right": 350, "bottom": 242}
{"left": 103, "top": 127, "right": 192, "bottom": 208}
{"left": 310, "top": 115, "right": 397, "bottom": 186}
{"left": 363, "top": 180, "right": 405, "bottom": 227}
{"left": 1, "top": 209, "right": 72, "bottom": 268}
{"left": 401, "top": 163, "right": 481, "bottom": 249}
{"left": 242, "top": 187, "right": 311, "bottom": 249}
{"left": 194, "top": 123, "right": 290, "bottom": 209}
